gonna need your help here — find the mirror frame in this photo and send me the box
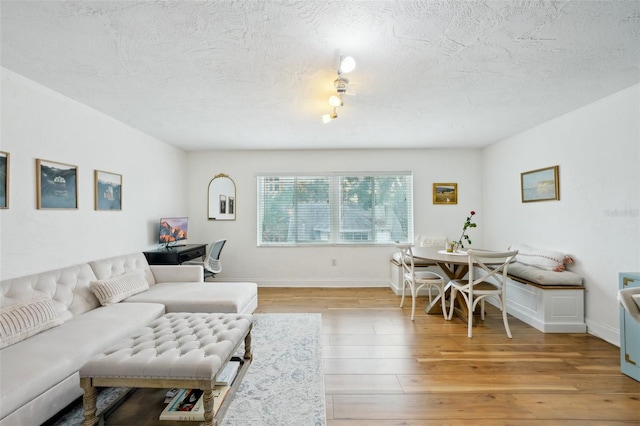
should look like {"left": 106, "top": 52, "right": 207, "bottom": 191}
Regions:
{"left": 208, "top": 173, "right": 236, "bottom": 220}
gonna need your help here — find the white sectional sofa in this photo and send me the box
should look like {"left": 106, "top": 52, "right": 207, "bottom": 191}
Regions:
{"left": 0, "top": 252, "right": 258, "bottom": 426}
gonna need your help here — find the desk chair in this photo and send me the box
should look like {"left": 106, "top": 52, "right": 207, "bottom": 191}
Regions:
{"left": 185, "top": 239, "right": 226, "bottom": 281}
{"left": 447, "top": 249, "right": 518, "bottom": 338}
{"left": 395, "top": 243, "right": 446, "bottom": 320}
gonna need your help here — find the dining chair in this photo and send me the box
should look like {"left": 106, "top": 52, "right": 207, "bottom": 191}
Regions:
{"left": 446, "top": 249, "right": 518, "bottom": 338}
{"left": 395, "top": 243, "right": 446, "bottom": 320}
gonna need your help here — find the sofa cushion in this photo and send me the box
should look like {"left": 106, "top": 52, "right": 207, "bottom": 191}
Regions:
{"left": 508, "top": 262, "right": 583, "bottom": 286}
{"left": 88, "top": 252, "right": 156, "bottom": 286}
{"left": 0, "top": 263, "right": 100, "bottom": 323}
{"left": 0, "top": 302, "right": 165, "bottom": 420}
{"left": 508, "top": 243, "right": 574, "bottom": 272}
{"left": 124, "top": 281, "right": 258, "bottom": 314}
{"left": 90, "top": 270, "right": 149, "bottom": 306}
{"left": 0, "top": 297, "right": 63, "bottom": 349}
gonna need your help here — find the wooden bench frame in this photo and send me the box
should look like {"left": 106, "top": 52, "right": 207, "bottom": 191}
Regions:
{"left": 80, "top": 324, "right": 253, "bottom": 426}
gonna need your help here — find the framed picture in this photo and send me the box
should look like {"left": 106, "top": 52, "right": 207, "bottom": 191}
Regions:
{"left": 521, "top": 165, "right": 559, "bottom": 202}
{"left": 94, "top": 170, "right": 122, "bottom": 211}
{"left": 36, "top": 159, "right": 78, "bottom": 209}
{"left": 219, "top": 195, "right": 227, "bottom": 214}
{"left": 433, "top": 183, "right": 458, "bottom": 204}
{"left": 0, "top": 151, "right": 9, "bottom": 209}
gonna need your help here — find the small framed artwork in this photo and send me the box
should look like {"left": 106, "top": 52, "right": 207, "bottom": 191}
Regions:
{"left": 36, "top": 159, "right": 78, "bottom": 209}
{"left": 0, "top": 151, "right": 9, "bottom": 209}
{"left": 219, "top": 195, "right": 227, "bottom": 214}
{"left": 433, "top": 183, "right": 458, "bottom": 204}
{"left": 521, "top": 165, "right": 559, "bottom": 203}
{"left": 228, "top": 196, "right": 235, "bottom": 215}
{"left": 94, "top": 170, "right": 122, "bottom": 211}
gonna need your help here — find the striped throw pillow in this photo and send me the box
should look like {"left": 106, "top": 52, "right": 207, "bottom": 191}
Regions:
{"left": 90, "top": 270, "right": 150, "bottom": 306}
{"left": 0, "top": 297, "right": 63, "bottom": 349}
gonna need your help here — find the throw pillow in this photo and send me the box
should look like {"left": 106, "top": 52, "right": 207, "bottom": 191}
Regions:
{"left": 508, "top": 243, "right": 574, "bottom": 272}
{"left": 90, "top": 270, "right": 150, "bottom": 306}
{"left": 0, "top": 297, "right": 63, "bottom": 349}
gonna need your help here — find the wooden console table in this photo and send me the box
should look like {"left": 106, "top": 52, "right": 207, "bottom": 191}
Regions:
{"left": 143, "top": 244, "right": 207, "bottom": 265}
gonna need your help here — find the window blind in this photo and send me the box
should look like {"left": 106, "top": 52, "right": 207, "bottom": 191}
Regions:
{"left": 257, "top": 172, "right": 413, "bottom": 246}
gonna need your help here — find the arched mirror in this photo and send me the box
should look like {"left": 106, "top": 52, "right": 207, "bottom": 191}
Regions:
{"left": 208, "top": 173, "right": 236, "bottom": 220}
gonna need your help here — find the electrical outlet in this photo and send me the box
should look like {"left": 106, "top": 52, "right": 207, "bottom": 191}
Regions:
{"left": 331, "top": 259, "right": 337, "bottom": 266}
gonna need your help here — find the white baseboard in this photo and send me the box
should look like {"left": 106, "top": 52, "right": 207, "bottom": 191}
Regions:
{"left": 585, "top": 319, "right": 620, "bottom": 347}
{"left": 249, "top": 279, "right": 390, "bottom": 288}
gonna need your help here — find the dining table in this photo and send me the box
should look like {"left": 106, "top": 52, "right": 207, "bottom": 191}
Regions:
{"left": 411, "top": 245, "right": 477, "bottom": 321}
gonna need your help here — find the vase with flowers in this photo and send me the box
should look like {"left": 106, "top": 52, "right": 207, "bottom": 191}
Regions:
{"left": 451, "top": 211, "right": 476, "bottom": 252}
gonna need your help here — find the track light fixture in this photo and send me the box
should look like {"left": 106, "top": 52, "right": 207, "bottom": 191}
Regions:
{"left": 322, "top": 54, "right": 355, "bottom": 123}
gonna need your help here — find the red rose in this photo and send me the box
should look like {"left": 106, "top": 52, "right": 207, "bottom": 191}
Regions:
{"left": 470, "top": 211, "right": 475, "bottom": 215}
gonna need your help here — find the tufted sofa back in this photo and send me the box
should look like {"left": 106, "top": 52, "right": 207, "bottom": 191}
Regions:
{"left": 88, "top": 252, "right": 156, "bottom": 286}
{"left": 0, "top": 263, "right": 100, "bottom": 323}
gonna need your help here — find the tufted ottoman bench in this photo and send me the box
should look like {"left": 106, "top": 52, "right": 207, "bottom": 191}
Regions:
{"left": 79, "top": 313, "right": 253, "bottom": 426}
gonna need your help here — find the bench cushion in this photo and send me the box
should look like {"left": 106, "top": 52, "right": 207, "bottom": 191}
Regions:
{"left": 508, "top": 262, "right": 583, "bottom": 286}
{"left": 391, "top": 252, "right": 435, "bottom": 267}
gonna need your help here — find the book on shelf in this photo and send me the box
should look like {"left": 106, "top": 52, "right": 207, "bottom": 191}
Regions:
{"left": 159, "top": 386, "right": 231, "bottom": 421}
{"left": 216, "top": 360, "right": 241, "bottom": 385}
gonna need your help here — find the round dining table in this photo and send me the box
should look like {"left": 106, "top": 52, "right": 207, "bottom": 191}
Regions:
{"left": 411, "top": 246, "right": 477, "bottom": 320}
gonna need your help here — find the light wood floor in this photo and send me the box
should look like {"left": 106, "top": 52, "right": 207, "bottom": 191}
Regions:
{"left": 255, "top": 287, "right": 640, "bottom": 425}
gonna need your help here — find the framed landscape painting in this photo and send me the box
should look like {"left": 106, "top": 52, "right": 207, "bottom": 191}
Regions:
{"left": 95, "top": 170, "right": 122, "bottom": 211}
{"left": 521, "top": 165, "right": 559, "bottom": 202}
{"left": 0, "top": 151, "right": 8, "bottom": 209}
{"left": 433, "top": 183, "right": 457, "bottom": 204}
{"left": 36, "top": 159, "right": 78, "bottom": 209}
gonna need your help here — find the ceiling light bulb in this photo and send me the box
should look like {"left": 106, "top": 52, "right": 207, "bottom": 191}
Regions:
{"left": 329, "top": 95, "right": 343, "bottom": 107}
{"left": 322, "top": 110, "right": 338, "bottom": 124}
{"left": 339, "top": 56, "right": 356, "bottom": 74}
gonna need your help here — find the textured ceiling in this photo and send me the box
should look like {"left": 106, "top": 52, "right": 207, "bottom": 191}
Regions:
{"left": 2, "top": 1, "right": 639, "bottom": 151}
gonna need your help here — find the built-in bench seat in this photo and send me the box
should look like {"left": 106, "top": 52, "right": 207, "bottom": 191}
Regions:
{"left": 503, "top": 261, "right": 586, "bottom": 333}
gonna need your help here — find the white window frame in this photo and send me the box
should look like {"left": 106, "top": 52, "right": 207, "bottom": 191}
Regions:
{"left": 257, "top": 172, "right": 413, "bottom": 246}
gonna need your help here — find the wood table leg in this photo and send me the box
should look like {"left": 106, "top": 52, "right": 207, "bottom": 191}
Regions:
{"left": 244, "top": 324, "right": 253, "bottom": 360}
{"left": 425, "top": 263, "right": 472, "bottom": 322}
{"left": 80, "top": 378, "right": 98, "bottom": 426}
{"left": 203, "top": 389, "right": 215, "bottom": 426}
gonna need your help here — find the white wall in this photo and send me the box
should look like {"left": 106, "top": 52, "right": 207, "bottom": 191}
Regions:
{"left": 0, "top": 68, "right": 188, "bottom": 279}
{"left": 483, "top": 84, "right": 640, "bottom": 345}
{"left": 186, "top": 149, "right": 483, "bottom": 286}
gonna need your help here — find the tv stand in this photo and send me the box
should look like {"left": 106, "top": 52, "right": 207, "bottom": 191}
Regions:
{"left": 143, "top": 244, "right": 206, "bottom": 265}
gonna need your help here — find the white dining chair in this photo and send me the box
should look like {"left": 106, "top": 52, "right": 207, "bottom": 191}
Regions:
{"left": 446, "top": 249, "right": 518, "bottom": 338}
{"left": 395, "top": 243, "right": 446, "bottom": 320}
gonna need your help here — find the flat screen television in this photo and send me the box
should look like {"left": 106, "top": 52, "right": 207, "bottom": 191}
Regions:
{"left": 159, "top": 217, "right": 188, "bottom": 247}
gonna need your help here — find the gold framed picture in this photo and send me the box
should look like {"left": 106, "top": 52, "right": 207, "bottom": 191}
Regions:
{"left": 521, "top": 165, "right": 559, "bottom": 202}
{"left": 36, "top": 159, "right": 78, "bottom": 209}
{"left": 95, "top": 170, "right": 122, "bottom": 211}
{"left": 433, "top": 183, "right": 457, "bottom": 205}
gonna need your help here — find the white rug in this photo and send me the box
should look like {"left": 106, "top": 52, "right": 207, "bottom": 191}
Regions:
{"left": 51, "top": 313, "right": 325, "bottom": 426}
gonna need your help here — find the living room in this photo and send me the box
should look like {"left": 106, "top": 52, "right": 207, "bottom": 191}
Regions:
{"left": 0, "top": 1, "right": 640, "bottom": 424}
{"left": 1, "top": 0, "right": 638, "bottom": 355}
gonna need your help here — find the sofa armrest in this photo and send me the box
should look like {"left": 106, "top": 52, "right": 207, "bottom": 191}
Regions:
{"left": 149, "top": 265, "right": 204, "bottom": 283}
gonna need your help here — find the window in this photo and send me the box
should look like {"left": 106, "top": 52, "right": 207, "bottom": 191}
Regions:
{"left": 257, "top": 172, "right": 413, "bottom": 246}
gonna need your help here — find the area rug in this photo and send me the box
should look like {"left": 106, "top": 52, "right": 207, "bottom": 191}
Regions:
{"left": 51, "top": 313, "right": 325, "bottom": 426}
